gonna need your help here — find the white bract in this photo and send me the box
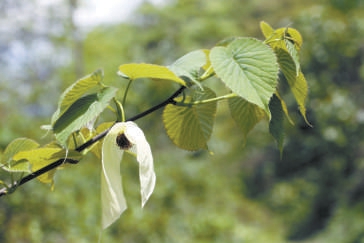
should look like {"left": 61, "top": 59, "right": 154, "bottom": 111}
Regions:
{"left": 101, "top": 121, "right": 156, "bottom": 229}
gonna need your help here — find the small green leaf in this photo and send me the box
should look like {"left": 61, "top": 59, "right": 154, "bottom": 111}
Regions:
{"left": 260, "top": 21, "right": 274, "bottom": 39}
{"left": 53, "top": 87, "right": 118, "bottom": 146}
{"left": 228, "top": 96, "right": 265, "bottom": 142}
{"left": 52, "top": 69, "right": 104, "bottom": 124}
{"left": 276, "top": 49, "right": 311, "bottom": 125}
{"left": 275, "top": 91, "right": 294, "bottom": 125}
{"left": 118, "top": 63, "right": 186, "bottom": 86}
{"left": 210, "top": 37, "right": 279, "bottom": 118}
{"left": 1, "top": 138, "right": 39, "bottom": 172}
{"left": 168, "top": 49, "right": 208, "bottom": 87}
{"left": 163, "top": 87, "right": 217, "bottom": 151}
{"left": 282, "top": 27, "right": 303, "bottom": 50}
{"left": 264, "top": 26, "right": 303, "bottom": 76}
{"left": 265, "top": 27, "right": 303, "bottom": 51}
{"left": 269, "top": 94, "right": 285, "bottom": 154}
{"left": 13, "top": 147, "right": 82, "bottom": 185}
{"left": 285, "top": 39, "right": 300, "bottom": 76}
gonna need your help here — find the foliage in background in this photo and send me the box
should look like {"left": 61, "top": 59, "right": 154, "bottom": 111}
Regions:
{"left": 0, "top": 0, "right": 364, "bottom": 242}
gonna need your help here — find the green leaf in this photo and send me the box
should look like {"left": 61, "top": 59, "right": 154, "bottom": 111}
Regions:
{"left": 285, "top": 39, "right": 300, "bottom": 76}
{"left": 276, "top": 49, "right": 311, "bottom": 125}
{"left": 210, "top": 37, "right": 279, "bottom": 118}
{"left": 269, "top": 94, "right": 285, "bottom": 154}
{"left": 263, "top": 26, "right": 303, "bottom": 76}
{"left": 260, "top": 21, "right": 274, "bottom": 39}
{"left": 1, "top": 138, "right": 39, "bottom": 172}
{"left": 163, "top": 87, "right": 217, "bottom": 151}
{"left": 13, "top": 147, "right": 82, "bottom": 185}
{"left": 168, "top": 49, "right": 208, "bottom": 87}
{"left": 264, "top": 26, "right": 303, "bottom": 51}
{"left": 228, "top": 96, "right": 265, "bottom": 142}
{"left": 53, "top": 87, "right": 118, "bottom": 146}
{"left": 52, "top": 69, "right": 104, "bottom": 124}
{"left": 275, "top": 91, "right": 294, "bottom": 125}
{"left": 118, "top": 63, "right": 186, "bottom": 86}
{"left": 282, "top": 27, "right": 303, "bottom": 50}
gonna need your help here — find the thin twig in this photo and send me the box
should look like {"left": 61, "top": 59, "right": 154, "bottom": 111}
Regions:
{"left": 0, "top": 86, "right": 186, "bottom": 197}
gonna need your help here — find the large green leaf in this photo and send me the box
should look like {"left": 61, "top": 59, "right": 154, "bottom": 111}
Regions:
{"left": 168, "top": 49, "right": 208, "bottom": 87}
{"left": 228, "top": 96, "right": 265, "bottom": 142}
{"left": 210, "top": 37, "right": 278, "bottom": 117}
{"left": 269, "top": 94, "right": 285, "bottom": 154}
{"left": 118, "top": 63, "right": 186, "bottom": 86}
{"left": 52, "top": 69, "right": 104, "bottom": 124}
{"left": 276, "top": 49, "right": 310, "bottom": 125}
{"left": 0, "top": 138, "right": 39, "bottom": 172}
{"left": 53, "top": 87, "right": 118, "bottom": 146}
{"left": 163, "top": 87, "right": 217, "bottom": 151}
{"left": 13, "top": 147, "right": 82, "bottom": 185}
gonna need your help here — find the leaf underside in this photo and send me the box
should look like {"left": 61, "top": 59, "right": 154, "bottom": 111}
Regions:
{"left": 228, "top": 96, "right": 265, "bottom": 142}
{"left": 53, "top": 87, "right": 118, "bottom": 146}
{"left": 163, "top": 87, "right": 217, "bottom": 151}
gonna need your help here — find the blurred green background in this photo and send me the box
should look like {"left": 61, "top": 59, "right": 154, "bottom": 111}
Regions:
{"left": 1, "top": 0, "right": 364, "bottom": 242}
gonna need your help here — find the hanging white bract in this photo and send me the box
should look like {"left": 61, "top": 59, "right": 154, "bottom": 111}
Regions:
{"left": 101, "top": 121, "right": 156, "bottom": 229}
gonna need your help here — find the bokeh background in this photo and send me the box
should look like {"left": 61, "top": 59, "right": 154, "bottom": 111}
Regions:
{"left": 1, "top": 0, "right": 364, "bottom": 242}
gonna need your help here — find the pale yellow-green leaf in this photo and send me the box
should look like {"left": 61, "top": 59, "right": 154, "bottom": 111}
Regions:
{"left": 1, "top": 138, "right": 39, "bottom": 172}
{"left": 260, "top": 21, "right": 274, "bottom": 39}
{"left": 118, "top": 63, "right": 186, "bottom": 86}
{"left": 277, "top": 49, "right": 311, "bottom": 125}
{"left": 228, "top": 96, "right": 265, "bottom": 143}
{"left": 263, "top": 25, "right": 303, "bottom": 77}
{"left": 163, "top": 87, "right": 217, "bottom": 151}
{"left": 13, "top": 148, "right": 82, "bottom": 184}
{"left": 265, "top": 27, "right": 303, "bottom": 51}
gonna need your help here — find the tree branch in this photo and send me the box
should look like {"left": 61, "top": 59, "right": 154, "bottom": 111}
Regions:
{"left": 0, "top": 86, "right": 186, "bottom": 197}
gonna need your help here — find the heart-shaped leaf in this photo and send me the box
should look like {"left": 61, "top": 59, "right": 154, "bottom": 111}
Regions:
{"left": 210, "top": 37, "right": 278, "bottom": 118}
{"left": 163, "top": 87, "right": 217, "bottom": 151}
